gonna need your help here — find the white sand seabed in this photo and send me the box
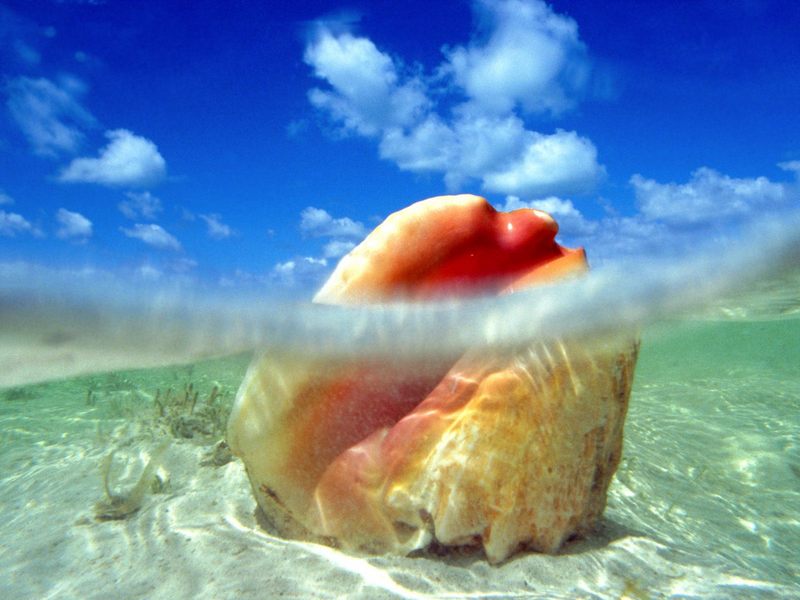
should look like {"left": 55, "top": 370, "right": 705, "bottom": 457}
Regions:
{"left": 0, "top": 354, "right": 798, "bottom": 600}
{"left": 0, "top": 439, "right": 717, "bottom": 600}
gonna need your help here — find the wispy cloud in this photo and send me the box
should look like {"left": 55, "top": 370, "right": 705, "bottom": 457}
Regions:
{"left": 13, "top": 40, "right": 40, "bottom": 65}
{"left": 0, "top": 5, "right": 41, "bottom": 67}
{"left": 59, "top": 129, "right": 167, "bottom": 187}
{"left": 171, "top": 257, "right": 198, "bottom": 272}
{"left": 779, "top": 160, "right": 800, "bottom": 179}
{"left": 135, "top": 257, "right": 197, "bottom": 281}
{"left": 118, "top": 191, "right": 162, "bottom": 220}
{"left": 322, "top": 239, "right": 356, "bottom": 258}
{"left": 304, "top": 0, "right": 603, "bottom": 197}
{"left": 136, "top": 264, "right": 163, "bottom": 280}
{"left": 121, "top": 223, "right": 181, "bottom": 250}
{"left": 265, "top": 207, "right": 368, "bottom": 288}
{"left": 299, "top": 206, "right": 367, "bottom": 238}
{"left": 0, "top": 209, "right": 40, "bottom": 237}
{"left": 516, "top": 163, "right": 800, "bottom": 262}
{"left": 199, "top": 213, "right": 234, "bottom": 240}
{"left": 55, "top": 208, "right": 92, "bottom": 240}
{"left": 271, "top": 256, "right": 329, "bottom": 289}
{"left": 631, "top": 167, "right": 789, "bottom": 225}
{"left": 6, "top": 75, "right": 96, "bottom": 156}
{"left": 573, "top": 215, "right": 670, "bottom": 261}
{"left": 0, "top": 191, "right": 14, "bottom": 205}
{"left": 218, "top": 268, "right": 265, "bottom": 288}
{"left": 286, "top": 119, "right": 309, "bottom": 138}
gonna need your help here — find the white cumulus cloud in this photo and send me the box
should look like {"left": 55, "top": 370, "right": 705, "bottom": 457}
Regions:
{"left": 6, "top": 75, "right": 96, "bottom": 156}
{"left": 59, "top": 129, "right": 167, "bottom": 187}
{"left": 554, "top": 163, "right": 799, "bottom": 262}
{"left": 304, "top": 28, "right": 429, "bottom": 136}
{"left": 631, "top": 167, "right": 789, "bottom": 225}
{"left": 380, "top": 113, "right": 530, "bottom": 187}
{"left": 121, "top": 223, "right": 181, "bottom": 251}
{"left": 299, "top": 206, "right": 368, "bottom": 238}
{"left": 55, "top": 208, "right": 92, "bottom": 240}
{"left": 444, "top": 0, "right": 589, "bottom": 116}
{"left": 481, "top": 129, "right": 603, "bottom": 196}
{"left": 304, "top": 0, "right": 603, "bottom": 197}
{"left": 199, "top": 213, "right": 234, "bottom": 240}
{"left": 379, "top": 115, "right": 601, "bottom": 196}
{"left": 118, "top": 191, "right": 162, "bottom": 220}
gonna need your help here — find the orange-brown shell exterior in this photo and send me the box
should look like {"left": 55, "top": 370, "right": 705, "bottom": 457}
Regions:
{"left": 227, "top": 194, "right": 638, "bottom": 563}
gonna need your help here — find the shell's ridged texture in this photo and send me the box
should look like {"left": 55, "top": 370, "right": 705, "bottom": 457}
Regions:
{"left": 227, "top": 195, "right": 639, "bottom": 562}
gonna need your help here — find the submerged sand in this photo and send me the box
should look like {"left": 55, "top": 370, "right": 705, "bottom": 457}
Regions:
{"left": 0, "top": 321, "right": 798, "bottom": 599}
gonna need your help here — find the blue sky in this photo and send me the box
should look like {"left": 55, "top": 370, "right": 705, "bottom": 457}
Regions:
{"left": 1, "top": 0, "right": 799, "bottom": 294}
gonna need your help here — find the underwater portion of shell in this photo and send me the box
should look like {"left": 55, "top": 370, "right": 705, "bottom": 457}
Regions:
{"left": 230, "top": 337, "right": 637, "bottom": 563}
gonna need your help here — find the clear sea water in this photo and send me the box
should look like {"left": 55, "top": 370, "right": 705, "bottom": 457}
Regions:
{"left": 0, "top": 317, "right": 798, "bottom": 599}
{"left": 1, "top": 212, "right": 799, "bottom": 599}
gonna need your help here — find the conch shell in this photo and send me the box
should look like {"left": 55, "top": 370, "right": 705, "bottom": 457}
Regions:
{"left": 227, "top": 194, "right": 638, "bottom": 563}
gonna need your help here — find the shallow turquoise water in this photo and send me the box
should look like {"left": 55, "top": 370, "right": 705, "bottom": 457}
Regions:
{"left": 612, "top": 319, "right": 800, "bottom": 594}
{"left": 0, "top": 318, "right": 798, "bottom": 599}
